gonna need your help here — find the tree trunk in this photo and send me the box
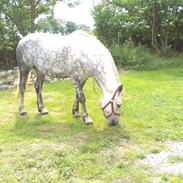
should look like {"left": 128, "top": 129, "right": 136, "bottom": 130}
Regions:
{"left": 160, "top": 31, "right": 169, "bottom": 50}
{"left": 30, "top": 0, "right": 36, "bottom": 33}
{"left": 9, "top": 51, "right": 13, "bottom": 68}
{"left": 151, "top": 1, "right": 160, "bottom": 53}
{"left": 4, "top": 50, "right": 9, "bottom": 69}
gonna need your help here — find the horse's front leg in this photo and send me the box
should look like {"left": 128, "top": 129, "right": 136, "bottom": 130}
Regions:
{"left": 72, "top": 80, "right": 86, "bottom": 118}
{"left": 74, "top": 80, "right": 93, "bottom": 125}
{"left": 34, "top": 73, "right": 48, "bottom": 115}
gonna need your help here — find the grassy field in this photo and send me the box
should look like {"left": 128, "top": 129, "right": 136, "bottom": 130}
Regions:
{"left": 0, "top": 68, "right": 183, "bottom": 183}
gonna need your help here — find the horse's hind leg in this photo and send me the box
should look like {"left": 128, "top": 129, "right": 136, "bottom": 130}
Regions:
{"left": 34, "top": 71, "right": 48, "bottom": 115}
{"left": 73, "top": 79, "right": 93, "bottom": 124}
{"left": 19, "top": 67, "right": 30, "bottom": 115}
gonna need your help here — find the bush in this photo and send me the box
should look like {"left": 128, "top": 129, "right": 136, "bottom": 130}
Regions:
{"left": 110, "top": 42, "right": 183, "bottom": 70}
{"left": 110, "top": 41, "right": 155, "bottom": 70}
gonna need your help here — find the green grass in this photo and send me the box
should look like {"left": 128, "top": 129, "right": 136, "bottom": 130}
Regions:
{"left": 169, "top": 155, "right": 183, "bottom": 164}
{"left": 0, "top": 68, "right": 183, "bottom": 182}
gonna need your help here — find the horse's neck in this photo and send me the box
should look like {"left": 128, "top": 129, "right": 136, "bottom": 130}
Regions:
{"left": 94, "top": 65, "right": 120, "bottom": 103}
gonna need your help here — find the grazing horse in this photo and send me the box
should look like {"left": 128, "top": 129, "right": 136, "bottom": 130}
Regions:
{"left": 16, "top": 30, "right": 123, "bottom": 126}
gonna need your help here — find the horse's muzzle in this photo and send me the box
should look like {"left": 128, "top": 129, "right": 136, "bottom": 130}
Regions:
{"left": 108, "top": 118, "right": 119, "bottom": 126}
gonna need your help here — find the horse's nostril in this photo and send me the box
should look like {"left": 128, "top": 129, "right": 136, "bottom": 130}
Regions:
{"left": 109, "top": 119, "right": 118, "bottom": 126}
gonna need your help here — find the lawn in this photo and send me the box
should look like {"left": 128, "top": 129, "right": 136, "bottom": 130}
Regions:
{"left": 0, "top": 68, "right": 183, "bottom": 183}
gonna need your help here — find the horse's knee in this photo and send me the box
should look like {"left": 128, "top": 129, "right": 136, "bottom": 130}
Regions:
{"left": 78, "top": 94, "right": 85, "bottom": 104}
{"left": 35, "top": 82, "right": 40, "bottom": 94}
{"left": 19, "top": 85, "right": 25, "bottom": 95}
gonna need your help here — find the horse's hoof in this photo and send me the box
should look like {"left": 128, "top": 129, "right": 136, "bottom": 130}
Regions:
{"left": 40, "top": 109, "right": 48, "bottom": 115}
{"left": 19, "top": 110, "right": 27, "bottom": 116}
{"left": 84, "top": 117, "right": 93, "bottom": 125}
{"left": 73, "top": 112, "right": 80, "bottom": 118}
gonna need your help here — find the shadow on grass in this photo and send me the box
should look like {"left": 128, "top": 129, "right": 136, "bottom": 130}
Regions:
{"left": 13, "top": 113, "right": 130, "bottom": 150}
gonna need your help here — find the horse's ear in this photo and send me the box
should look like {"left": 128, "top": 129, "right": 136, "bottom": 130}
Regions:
{"left": 118, "top": 85, "right": 123, "bottom": 93}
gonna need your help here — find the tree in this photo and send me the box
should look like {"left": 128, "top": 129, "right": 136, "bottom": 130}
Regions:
{"left": 78, "top": 24, "right": 91, "bottom": 32}
{"left": 0, "top": 0, "right": 58, "bottom": 36}
{"left": 64, "top": 21, "right": 78, "bottom": 34}
{"left": 0, "top": 0, "right": 59, "bottom": 69}
{"left": 93, "top": 0, "right": 183, "bottom": 51}
{"left": 0, "top": 15, "right": 18, "bottom": 69}
{"left": 36, "top": 16, "right": 65, "bottom": 33}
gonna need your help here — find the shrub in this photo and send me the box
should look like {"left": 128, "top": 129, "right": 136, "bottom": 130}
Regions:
{"left": 110, "top": 41, "right": 155, "bottom": 70}
{"left": 110, "top": 42, "right": 183, "bottom": 70}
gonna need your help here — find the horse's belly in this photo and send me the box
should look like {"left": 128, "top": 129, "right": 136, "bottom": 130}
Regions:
{"left": 37, "top": 63, "right": 69, "bottom": 77}
{"left": 50, "top": 66, "right": 69, "bottom": 78}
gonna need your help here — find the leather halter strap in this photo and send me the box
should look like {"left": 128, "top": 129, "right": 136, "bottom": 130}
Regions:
{"left": 102, "top": 85, "right": 122, "bottom": 118}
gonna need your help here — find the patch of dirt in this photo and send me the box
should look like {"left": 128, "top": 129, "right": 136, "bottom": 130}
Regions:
{"left": 114, "top": 145, "right": 128, "bottom": 159}
{"left": 113, "top": 141, "right": 143, "bottom": 160}
{"left": 142, "top": 141, "right": 183, "bottom": 175}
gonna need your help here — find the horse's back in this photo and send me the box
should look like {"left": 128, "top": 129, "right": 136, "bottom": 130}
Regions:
{"left": 17, "top": 31, "right": 111, "bottom": 63}
{"left": 16, "top": 31, "right": 114, "bottom": 77}
{"left": 16, "top": 33, "right": 66, "bottom": 72}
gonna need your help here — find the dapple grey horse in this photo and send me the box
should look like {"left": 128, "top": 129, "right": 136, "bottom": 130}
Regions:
{"left": 16, "top": 30, "right": 123, "bottom": 126}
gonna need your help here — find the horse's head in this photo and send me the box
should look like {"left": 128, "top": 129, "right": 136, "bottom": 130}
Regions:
{"left": 101, "top": 85, "right": 123, "bottom": 126}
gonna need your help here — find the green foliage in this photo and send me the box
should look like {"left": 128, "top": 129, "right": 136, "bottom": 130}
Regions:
{"left": 78, "top": 24, "right": 91, "bottom": 32}
{"left": 0, "top": 17, "right": 18, "bottom": 51}
{"left": 160, "top": 174, "right": 183, "bottom": 183}
{"left": 110, "top": 42, "right": 153, "bottom": 69}
{"left": 36, "top": 17, "right": 90, "bottom": 35}
{"left": 64, "top": 21, "right": 78, "bottom": 34}
{"left": 36, "top": 16, "right": 65, "bottom": 33}
{"left": 110, "top": 42, "right": 183, "bottom": 70}
{"left": 169, "top": 155, "right": 183, "bottom": 164}
{"left": 0, "top": 0, "right": 56, "bottom": 36}
{"left": 93, "top": 0, "right": 183, "bottom": 51}
{"left": 150, "top": 147, "right": 162, "bottom": 154}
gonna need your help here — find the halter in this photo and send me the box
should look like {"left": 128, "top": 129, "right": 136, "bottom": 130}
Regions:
{"left": 102, "top": 85, "right": 123, "bottom": 118}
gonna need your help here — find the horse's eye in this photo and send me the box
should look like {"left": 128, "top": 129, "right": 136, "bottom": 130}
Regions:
{"left": 117, "top": 103, "right": 122, "bottom": 108}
